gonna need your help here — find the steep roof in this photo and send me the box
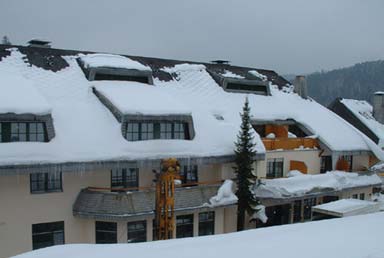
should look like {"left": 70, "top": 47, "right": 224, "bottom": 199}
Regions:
{"left": 329, "top": 98, "right": 384, "bottom": 149}
{"left": 0, "top": 44, "right": 381, "bottom": 171}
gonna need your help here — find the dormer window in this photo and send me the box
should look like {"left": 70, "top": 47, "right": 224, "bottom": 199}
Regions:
{"left": 125, "top": 120, "right": 190, "bottom": 141}
{"left": 207, "top": 69, "right": 270, "bottom": 95}
{"left": 0, "top": 122, "right": 48, "bottom": 142}
{"left": 78, "top": 54, "right": 153, "bottom": 84}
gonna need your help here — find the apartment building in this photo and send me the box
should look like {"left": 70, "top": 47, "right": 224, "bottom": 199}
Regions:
{"left": 0, "top": 42, "right": 382, "bottom": 258}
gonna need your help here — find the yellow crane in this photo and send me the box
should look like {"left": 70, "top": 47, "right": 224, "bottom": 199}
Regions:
{"left": 154, "top": 158, "right": 181, "bottom": 240}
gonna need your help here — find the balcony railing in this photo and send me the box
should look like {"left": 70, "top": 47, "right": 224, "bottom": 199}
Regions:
{"left": 262, "top": 138, "right": 319, "bottom": 151}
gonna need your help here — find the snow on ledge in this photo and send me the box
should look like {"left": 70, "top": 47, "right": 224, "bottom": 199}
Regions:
{"left": 254, "top": 171, "right": 382, "bottom": 198}
{"left": 79, "top": 54, "right": 151, "bottom": 71}
{"left": 0, "top": 71, "right": 51, "bottom": 115}
{"left": 313, "top": 198, "right": 380, "bottom": 217}
{"left": 205, "top": 180, "right": 238, "bottom": 207}
{"left": 162, "top": 63, "right": 206, "bottom": 73}
{"left": 221, "top": 70, "right": 245, "bottom": 79}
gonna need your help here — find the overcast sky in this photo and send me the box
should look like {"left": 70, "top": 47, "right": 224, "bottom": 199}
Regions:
{"left": 1, "top": 0, "right": 383, "bottom": 74}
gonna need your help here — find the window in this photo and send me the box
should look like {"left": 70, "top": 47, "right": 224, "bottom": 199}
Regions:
{"left": 226, "top": 83, "right": 268, "bottom": 95}
{"left": 140, "top": 122, "right": 154, "bottom": 140}
{"left": 293, "top": 200, "right": 302, "bottom": 223}
{"left": 126, "top": 123, "right": 140, "bottom": 141}
{"left": 303, "top": 198, "right": 316, "bottom": 220}
{"left": 180, "top": 165, "right": 198, "bottom": 185}
{"left": 359, "top": 193, "right": 365, "bottom": 200}
{"left": 125, "top": 121, "right": 189, "bottom": 141}
{"left": 173, "top": 122, "right": 185, "bottom": 139}
{"left": 94, "top": 73, "right": 149, "bottom": 84}
{"left": 176, "top": 214, "right": 194, "bottom": 238}
{"left": 160, "top": 122, "right": 173, "bottom": 139}
{"left": 0, "top": 122, "right": 46, "bottom": 142}
{"left": 11, "top": 122, "right": 27, "bottom": 141}
{"left": 320, "top": 156, "right": 332, "bottom": 174}
{"left": 128, "top": 220, "right": 146, "bottom": 243}
{"left": 111, "top": 168, "right": 138, "bottom": 190}
{"left": 95, "top": 221, "right": 117, "bottom": 244}
{"left": 30, "top": 172, "right": 62, "bottom": 193}
{"left": 352, "top": 194, "right": 358, "bottom": 199}
{"left": 267, "top": 158, "right": 284, "bottom": 178}
{"left": 32, "top": 221, "right": 64, "bottom": 250}
{"left": 198, "top": 212, "right": 214, "bottom": 236}
{"left": 343, "top": 155, "right": 353, "bottom": 171}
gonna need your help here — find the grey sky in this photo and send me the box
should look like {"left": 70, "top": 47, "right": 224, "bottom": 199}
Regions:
{"left": 1, "top": 0, "right": 383, "bottom": 74}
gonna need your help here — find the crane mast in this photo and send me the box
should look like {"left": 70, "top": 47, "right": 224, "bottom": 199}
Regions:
{"left": 154, "top": 158, "right": 180, "bottom": 240}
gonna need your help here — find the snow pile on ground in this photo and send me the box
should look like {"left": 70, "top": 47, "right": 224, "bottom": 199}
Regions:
{"left": 313, "top": 198, "right": 380, "bottom": 217}
{"left": 371, "top": 193, "right": 384, "bottom": 211}
{"left": 287, "top": 170, "right": 304, "bottom": 177}
{"left": 254, "top": 171, "right": 382, "bottom": 198}
{"left": 0, "top": 71, "right": 51, "bottom": 115}
{"left": 206, "top": 180, "right": 238, "bottom": 207}
{"left": 13, "top": 212, "right": 384, "bottom": 258}
{"left": 94, "top": 82, "right": 192, "bottom": 115}
{"left": 79, "top": 53, "right": 151, "bottom": 71}
{"left": 341, "top": 98, "right": 384, "bottom": 148}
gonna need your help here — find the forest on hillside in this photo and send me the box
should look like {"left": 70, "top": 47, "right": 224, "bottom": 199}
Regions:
{"left": 287, "top": 60, "right": 384, "bottom": 106}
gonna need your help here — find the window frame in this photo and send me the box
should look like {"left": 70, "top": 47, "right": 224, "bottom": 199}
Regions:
{"left": 176, "top": 214, "right": 194, "bottom": 238}
{"left": 30, "top": 172, "right": 63, "bottom": 194}
{"left": 32, "top": 221, "right": 65, "bottom": 250}
{"left": 125, "top": 121, "right": 189, "bottom": 141}
{"left": 180, "top": 165, "right": 198, "bottom": 185}
{"left": 303, "top": 198, "right": 316, "bottom": 220}
{"left": 111, "top": 168, "right": 139, "bottom": 190}
{"left": 127, "top": 220, "right": 147, "bottom": 243}
{"left": 0, "top": 121, "right": 47, "bottom": 142}
{"left": 198, "top": 211, "right": 215, "bottom": 236}
{"left": 95, "top": 221, "right": 117, "bottom": 244}
{"left": 266, "top": 158, "right": 284, "bottom": 178}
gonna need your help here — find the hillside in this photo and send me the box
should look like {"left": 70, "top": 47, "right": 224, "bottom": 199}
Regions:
{"left": 288, "top": 60, "right": 384, "bottom": 106}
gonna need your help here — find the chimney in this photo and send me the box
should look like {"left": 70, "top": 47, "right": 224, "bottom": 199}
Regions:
{"left": 373, "top": 92, "right": 384, "bottom": 124}
{"left": 28, "top": 39, "right": 51, "bottom": 48}
{"left": 293, "top": 75, "right": 308, "bottom": 99}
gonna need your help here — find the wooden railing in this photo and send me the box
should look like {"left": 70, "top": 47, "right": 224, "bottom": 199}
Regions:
{"left": 262, "top": 138, "right": 319, "bottom": 151}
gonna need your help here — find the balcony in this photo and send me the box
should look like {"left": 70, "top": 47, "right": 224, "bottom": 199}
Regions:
{"left": 262, "top": 138, "right": 319, "bottom": 151}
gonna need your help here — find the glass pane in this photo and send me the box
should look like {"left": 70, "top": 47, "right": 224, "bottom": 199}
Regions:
{"left": 30, "top": 134, "right": 37, "bottom": 141}
{"left": 37, "top": 123, "right": 44, "bottom": 133}
{"left": 30, "top": 123, "right": 37, "bottom": 133}
{"left": 19, "top": 123, "right": 26, "bottom": 133}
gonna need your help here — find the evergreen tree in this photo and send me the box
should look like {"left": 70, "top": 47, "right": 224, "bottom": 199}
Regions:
{"left": 234, "top": 97, "right": 258, "bottom": 231}
{"left": 1, "top": 36, "right": 11, "bottom": 45}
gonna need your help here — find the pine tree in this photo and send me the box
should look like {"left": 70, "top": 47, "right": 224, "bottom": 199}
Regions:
{"left": 234, "top": 97, "right": 258, "bottom": 231}
{"left": 1, "top": 36, "right": 11, "bottom": 45}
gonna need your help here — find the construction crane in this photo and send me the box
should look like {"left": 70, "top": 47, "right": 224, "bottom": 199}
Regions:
{"left": 154, "top": 158, "right": 181, "bottom": 240}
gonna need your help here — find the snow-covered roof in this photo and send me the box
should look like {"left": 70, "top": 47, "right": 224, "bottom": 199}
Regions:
{"left": 312, "top": 199, "right": 380, "bottom": 217}
{"left": 340, "top": 98, "right": 384, "bottom": 148}
{"left": 94, "top": 82, "right": 191, "bottom": 115}
{"left": 0, "top": 71, "right": 51, "bottom": 115}
{"left": 255, "top": 171, "right": 382, "bottom": 199}
{"left": 79, "top": 53, "right": 151, "bottom": 71}
{"left": 12, "top": 212, "right": 384, "bottom": 258}
{"left": 0, "top": 46, "right": 382, "bottom": 168}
